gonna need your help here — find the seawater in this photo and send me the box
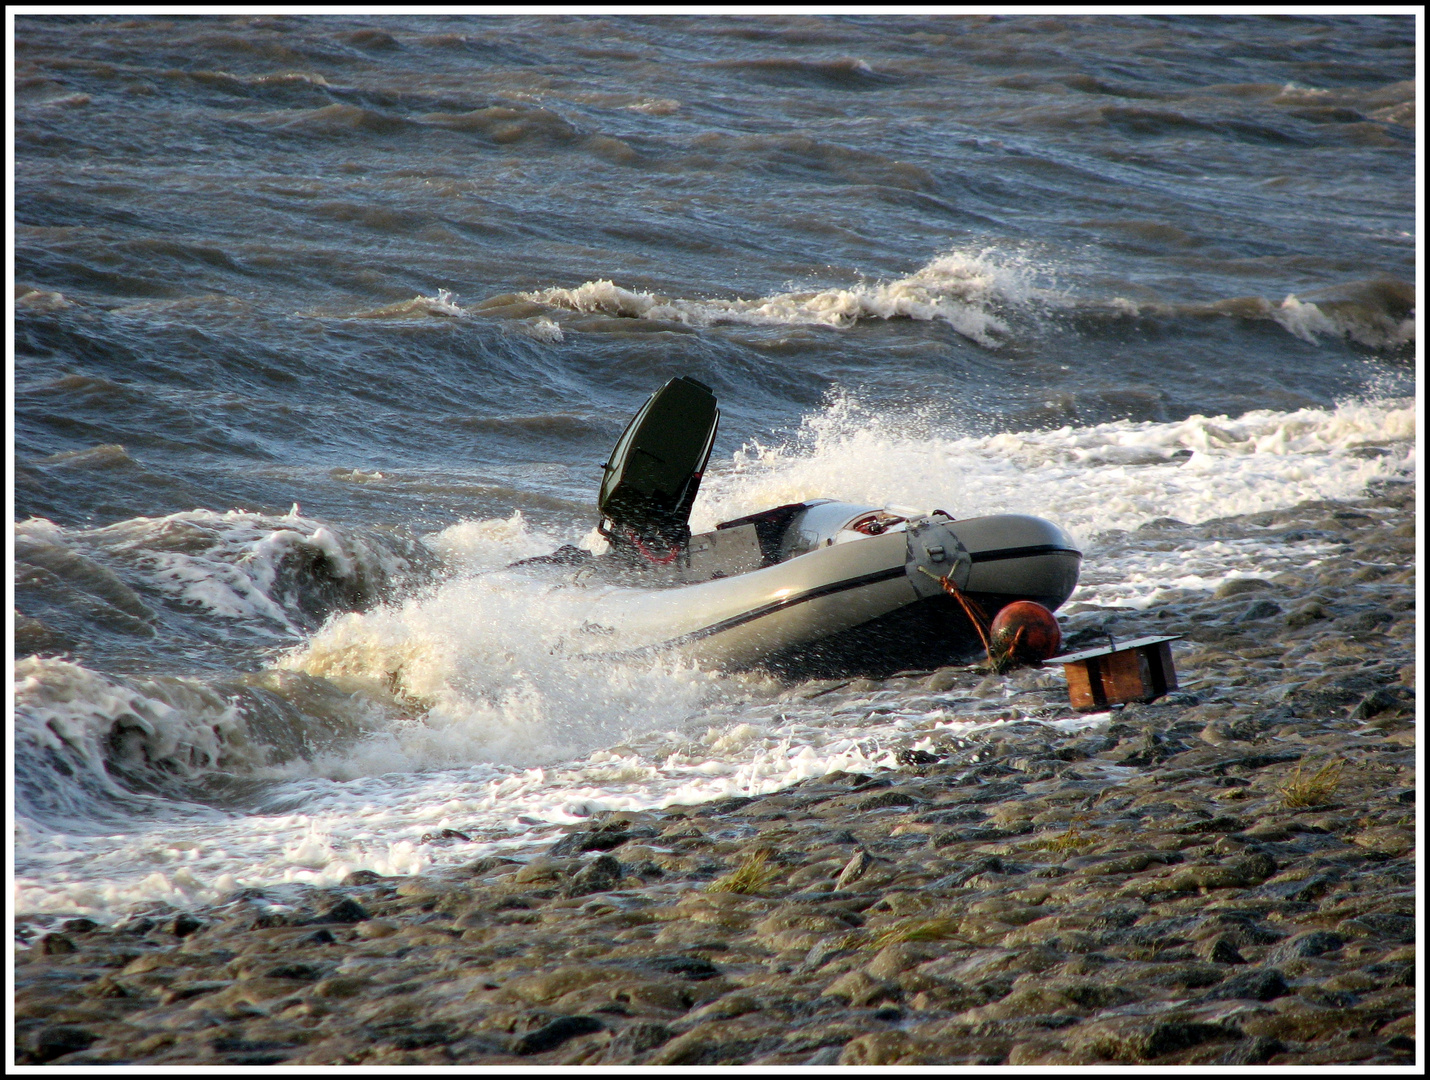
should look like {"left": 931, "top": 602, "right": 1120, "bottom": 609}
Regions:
{"left": 12, "top": 13, "right": 1417, "bottom": 927}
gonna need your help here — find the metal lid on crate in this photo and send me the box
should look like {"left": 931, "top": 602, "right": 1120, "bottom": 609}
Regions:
{"left": 1046, "top": 634, "right": 1183, "bottom": 665}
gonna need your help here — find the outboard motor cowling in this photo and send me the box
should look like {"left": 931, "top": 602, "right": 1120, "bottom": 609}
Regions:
{"left": 598, "top": 376, "right": 719, "bottom": 557}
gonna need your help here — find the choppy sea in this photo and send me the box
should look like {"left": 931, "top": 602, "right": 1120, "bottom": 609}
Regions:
{"left": 12, "top": 13, "right": 1417, "bottom": 928}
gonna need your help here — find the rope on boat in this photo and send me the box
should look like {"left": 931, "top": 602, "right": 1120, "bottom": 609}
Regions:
{"left": 917, "top": 564, "right": 993, "bottom": 662}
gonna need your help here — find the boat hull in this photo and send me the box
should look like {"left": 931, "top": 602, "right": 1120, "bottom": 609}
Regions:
{"left": 582, "top": 511, "right": 1081, "bottom": 677}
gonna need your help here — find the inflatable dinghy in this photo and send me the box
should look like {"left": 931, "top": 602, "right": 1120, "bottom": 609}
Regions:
{"left": 522, "top": 377, "right": 1082, "bottom": 677}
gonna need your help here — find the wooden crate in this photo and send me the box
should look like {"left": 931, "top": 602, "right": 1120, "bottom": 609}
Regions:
{"left": 1048, "top": 635, "right": 1181, "bottom": 711}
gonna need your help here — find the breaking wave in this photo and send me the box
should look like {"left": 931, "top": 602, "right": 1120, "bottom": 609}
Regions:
{"left": 12, "top": 657, "right": 398, "bottom": 823}
{"left": 518, "top": 248, "right": 1054, "bottom": 347}
{"left": 15, "top": 508, "right": 433, "bottom": 641}
{"left": 1105, "top": 276, "right": 1416, "bottom": 352}
{"left": 372, "top": 249, "right": 1413, "bottom": 357}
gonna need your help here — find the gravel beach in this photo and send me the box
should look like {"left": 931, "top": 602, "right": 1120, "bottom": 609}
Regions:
{"left": 13, "top": 478, "right": 1417, "bottom": 1067}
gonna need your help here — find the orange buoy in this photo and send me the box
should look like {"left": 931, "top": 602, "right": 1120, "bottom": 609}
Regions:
{"left": 989, "top": 601, "right": 1062, "bottom": 664}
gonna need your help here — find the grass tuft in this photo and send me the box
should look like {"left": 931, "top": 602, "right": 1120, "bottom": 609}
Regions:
{"left": 1031, "top": 814, "right": 1093, "bottom": 853}
{"left": 860, "top": 917, "right": 970, "bottom": 952}
{"left": 707, "top": 847, "right": 781, "bottom": 895}
{"left": 1277, "top": 759, "right": 1345, "bottom": 809}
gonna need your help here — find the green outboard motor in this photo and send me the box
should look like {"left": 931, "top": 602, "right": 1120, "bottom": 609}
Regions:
{"left": 598, "top": 376, "right": 719, "bottom": 560}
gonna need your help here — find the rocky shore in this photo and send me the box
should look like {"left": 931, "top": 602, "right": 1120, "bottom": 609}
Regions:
{"left": 14, "top": 478, "right": 1417, "bottom": 1067}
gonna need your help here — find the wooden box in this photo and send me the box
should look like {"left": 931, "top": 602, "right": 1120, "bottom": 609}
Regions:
{"left": 1047, "top": 635, "right": 1182, "bottom": 711}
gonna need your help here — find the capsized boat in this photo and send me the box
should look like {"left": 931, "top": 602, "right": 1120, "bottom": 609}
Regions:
{"left": 519, "top": 377, "right": 1082, "bottom": 677}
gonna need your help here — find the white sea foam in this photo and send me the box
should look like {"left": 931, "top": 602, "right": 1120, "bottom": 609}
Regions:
{"left": 692, "top": 394, "right": 1413, "bottom": 541}
{"left": 276, "top": 568, "right": 737, "bottom": 773}
{"left": 626, "top": 97, "right": 681, "bottom": 115}
{"left": 1070, "top": 535, "right": 1344, "bottom": 612}
{"left": 1272, "top": 294, "right": 1415, "bottom": 350}
{"left": 336, "top": 288, "right": 469, "bottom": 320}
{"left": 1272, "top": 294, "right": 1347, "bottom": 343}
{"left": 421, "top": 509, "right": 563, "bottom": 569}
{"left": 15, "top": 286, "right": 71, "bottom": 310}
{"left": 523, "top": 316, "right": 565, "bottom": 342}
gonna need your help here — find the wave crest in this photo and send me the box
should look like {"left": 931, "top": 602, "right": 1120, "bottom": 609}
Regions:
{"left": 521, "top": 247, "right": 1053, "bottom": 346}
{"left": 15, "top": 508, "right": 435, "bottom": 643}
